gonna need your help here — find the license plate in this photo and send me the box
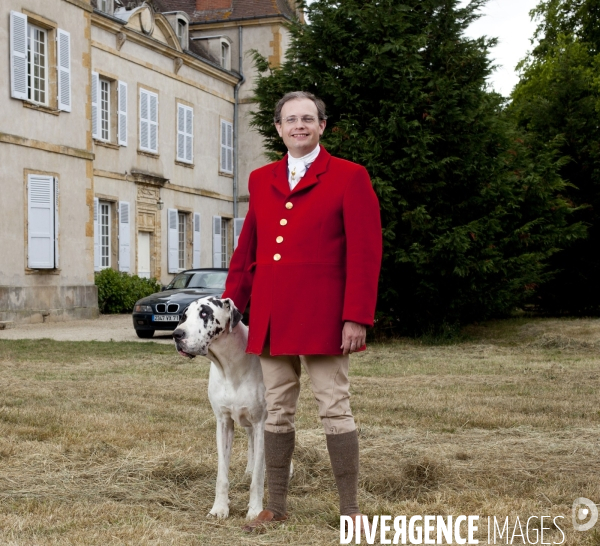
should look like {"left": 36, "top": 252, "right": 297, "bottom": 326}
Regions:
{"left": 152, "top": 315, "right": 181, "bottom": 322}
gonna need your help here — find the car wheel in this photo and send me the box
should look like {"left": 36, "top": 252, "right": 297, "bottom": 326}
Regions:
{"left": 136, "top": 329, "right": 155, "bottom": 339}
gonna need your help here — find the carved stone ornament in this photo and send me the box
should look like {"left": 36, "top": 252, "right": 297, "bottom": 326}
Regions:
{"left": 116, "top": 32, "right": 127, "bottom": 51}
{"left": 174, "top": 57, "right": 184, "bottom": 75}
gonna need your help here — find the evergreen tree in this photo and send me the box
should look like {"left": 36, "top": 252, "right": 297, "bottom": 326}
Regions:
{"left": 510, "top": 0, "right": 600, "bottom": 314}
{"left": 251, "top": 0, "right": 584, "bottom": 333}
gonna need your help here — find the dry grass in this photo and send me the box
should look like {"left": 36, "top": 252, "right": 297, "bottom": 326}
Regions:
{"left": 0, "top": 318, "right": 599, "bottom": 544}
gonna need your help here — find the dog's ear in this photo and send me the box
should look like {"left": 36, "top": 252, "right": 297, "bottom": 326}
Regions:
{"left": 223, "top": 298, "right": 243, "bottom": 332}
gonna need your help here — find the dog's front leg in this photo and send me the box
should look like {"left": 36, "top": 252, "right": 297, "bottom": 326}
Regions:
{"left": 208, "top": 415, "right": 234, "bottom": 519}
{"left": 244, "top": 426, "right": 254, "bottom": 476}
{"left": 246, "top": 421, "right": 265, "bottom": 519}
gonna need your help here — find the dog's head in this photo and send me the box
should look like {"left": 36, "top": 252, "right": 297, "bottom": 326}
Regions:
{"left": 172, "top": 297, "right": 243, "bottom": 358}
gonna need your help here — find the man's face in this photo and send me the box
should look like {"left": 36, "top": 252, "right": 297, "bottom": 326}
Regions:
{"left": 275, "top": 98, "right": 326, "bottom": 158}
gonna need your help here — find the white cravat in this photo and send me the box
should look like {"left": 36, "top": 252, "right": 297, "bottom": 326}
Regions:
{"left": 287, "top": 145, "right": 321, "bottom": 190}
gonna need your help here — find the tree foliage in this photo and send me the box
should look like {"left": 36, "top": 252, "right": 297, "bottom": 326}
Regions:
{"left": 510, "top": 0, "right": 600, "bottom": 314}
{"left": 251, "top": 0, "right": 585, "bottom": 333}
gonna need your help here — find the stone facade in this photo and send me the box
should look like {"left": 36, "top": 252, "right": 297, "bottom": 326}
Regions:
{"left": 1, "top": 0, "right": 298, "bottom": 323}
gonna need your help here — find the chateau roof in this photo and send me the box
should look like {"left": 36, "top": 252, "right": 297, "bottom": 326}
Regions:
{"left": 152, "top": 0, "right": 297, "bottom": 24}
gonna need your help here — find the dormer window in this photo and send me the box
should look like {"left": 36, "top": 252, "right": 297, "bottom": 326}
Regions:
{"left": 177, "top": 19, "right": 186, "bottom": 48}
{"left": 221, "top": 41, "right": 230, "bottom": 70}
{"left": 98, "top": 0, "right": 112, "bottom": 13}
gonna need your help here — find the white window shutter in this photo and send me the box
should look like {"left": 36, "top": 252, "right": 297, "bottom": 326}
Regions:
{"left": 176, "top": 104, "right": 185, "bottom": 161}
{"left": 220, "top": 120, "right": 227, "bottom": 172}
{"left": 140, "top": 89, "right": 149, "bottom": 150}
{"left": 193, "top": 212, "right": 201, "bottom": 268}
{"left": 94, "top": 197, "right": 100, "bottom": 271}
{"left": 185, "top": 106, "right": 193, "bottom": 163}
{"left": 91, "top": 71, "right": 100, "bottom": 139}
{"left": 117, "top": 80, "right": 127, "bottom": 146}
{"left": 167, "top": 208, "right": 179, "bottom": 273}
{"left": 149, "top": 92, "right": 158, "bottom": 153}
{"left": 27, "top": 175, "right": 55, "bottom": 269}
{"left": 57, "top": 29, "right": 71, "bottom": 112}
{"left": 177, "top": 104, "right": 193, "bottom": 163}
{"left": 212, "top": 216, "right": 222, "bottom": 268}
{"left": 118, "top": 201, "right": 131, "bottom": 272}
{"left": 227, "top": 122, "right": 233, "bottom": 173}
{"left": 233, "top": 217, "right": 244, "bottom": 250}
{"left": 10, "top": 11, "right": 28, "bottom": 100}
{"left": 54, "top": 179, "right": 60, "bottom": 268}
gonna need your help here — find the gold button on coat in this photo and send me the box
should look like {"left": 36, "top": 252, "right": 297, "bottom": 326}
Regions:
{"left": 285, "top": 202, "right": 293, "bottom": 210}
{"left": 276, "top": 236, "right": 283, "bottom": 243}
{"left": 280, "top": 219, "right": 288, "bottom": 226}
{"left": 273, "top": 253, "right": 281, "bottom": 261}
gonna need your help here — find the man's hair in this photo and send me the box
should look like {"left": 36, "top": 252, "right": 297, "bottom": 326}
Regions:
{"left": 274, "top": 91, "right": 327, "bottom": 124}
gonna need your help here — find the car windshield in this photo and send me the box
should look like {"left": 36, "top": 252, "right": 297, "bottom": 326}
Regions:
{"left": 167, "top": 271, "right": 227, "bottom": 290}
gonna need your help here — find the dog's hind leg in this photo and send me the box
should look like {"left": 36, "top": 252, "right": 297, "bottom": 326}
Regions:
{"left": 244, "top": 426, "right": 254, "bottom": 476}
{"left": 246, "top": 421, "right": 265, "bottom": 520}
{"left": 208, "top": 415, "right": 234, "bottom": 519}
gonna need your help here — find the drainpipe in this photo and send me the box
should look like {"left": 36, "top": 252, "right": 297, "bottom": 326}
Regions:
{"left": 233, "top": 25, "right": 245, "bottom": 219}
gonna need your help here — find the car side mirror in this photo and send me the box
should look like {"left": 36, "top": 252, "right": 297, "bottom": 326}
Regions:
{"left": 161, "top": 285, "right": 168, "bottom": 291}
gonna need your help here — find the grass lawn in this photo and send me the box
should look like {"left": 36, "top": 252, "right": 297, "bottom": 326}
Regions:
{"left": 0, "top": 318, "right": 599, "bottom": 545}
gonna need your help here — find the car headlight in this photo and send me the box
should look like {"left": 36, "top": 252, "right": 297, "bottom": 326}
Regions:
{"left": 134, "top": 305, "right": 152, "bottom": 313}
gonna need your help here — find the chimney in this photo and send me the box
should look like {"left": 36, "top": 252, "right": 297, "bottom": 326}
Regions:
{"left": 195, "top": 0, "right": 233, "bottom": 10}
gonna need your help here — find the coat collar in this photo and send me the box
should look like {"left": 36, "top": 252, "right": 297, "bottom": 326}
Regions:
{"left": 271, "top": 146, "right": 331, "bottom": 196}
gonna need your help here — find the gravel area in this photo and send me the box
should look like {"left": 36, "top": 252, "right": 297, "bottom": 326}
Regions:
{"left": 0, "top": 315, "right": 174, "bottom": 344}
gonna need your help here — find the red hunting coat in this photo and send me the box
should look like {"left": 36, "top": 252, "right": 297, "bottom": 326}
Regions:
{"left": 222, "top": 147, "right": 382, "bottom": 356}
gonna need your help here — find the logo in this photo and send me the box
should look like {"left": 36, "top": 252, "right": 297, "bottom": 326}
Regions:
{"left": 572, "top": 497, "right": 598, "bottom": 532}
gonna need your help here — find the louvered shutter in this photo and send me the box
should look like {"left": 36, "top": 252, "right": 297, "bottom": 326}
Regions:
{"left": 185, "top": 106, "right": 193, "bottom": 163}
{"left": 117, "top": 80, "right": 127, "bottom": 146}
{"left": 10, "top": 11, "right": 28, "bottom": 100}
{"left": 212, "top": 216, "right": 222, "bottom": 268}
{"left": 91, "top": 71, "right": 100, "bottom": 139}
{"left": 139, "top": 89, "right": 149, "bottom": 150}
{"left": 193, "top": 212, "right": 201, "bottom": 268}
{"left": 233, "top": 217, "right": 244, "bottom": 250}
{"left": 94, "top": 197, "right": 100, "bottom": 271}
{"left": 176, "top": 104, "right": 185, "bottom": 161}
{"left": 226, "top": 122, "right": 233, "bottom": 173}
{"left": 27, "top": 175, "right": 55, "bottom": 269}
{"left": 149, "top": 92, "right": 158, "bottom": 153}
{"left": 118, "top": 201, "right": 130, "bottom": 272}
{"left": 167, "top": 208, "right": 179, "bottom": 273}
{"left": 220, "top": 120, "right": 227, "bottom": 172}
{"left": 54, "top": 179, "right": 60, "bottom": 268}
{"left": 177, "top": 104, "right": 193, "bottom": 163}
{"left": 57, "top": 29, "right": 71, "bottom": 112}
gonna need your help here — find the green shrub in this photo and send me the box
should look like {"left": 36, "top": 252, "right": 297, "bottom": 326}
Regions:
{"left": 95, "top": 269, "right": 161, "bottom": 314}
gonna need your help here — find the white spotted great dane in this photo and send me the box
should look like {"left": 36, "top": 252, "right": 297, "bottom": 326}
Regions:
{"left": 172, "top": 296, "right": 267, "bottom": 520}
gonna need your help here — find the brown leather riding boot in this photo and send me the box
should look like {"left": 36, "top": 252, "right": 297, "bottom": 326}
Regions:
{"left": 326, "top": 429, "right": 360, "bottom": 516}
{"left": 264, "top": 430, "right": 295, "bottom": 518}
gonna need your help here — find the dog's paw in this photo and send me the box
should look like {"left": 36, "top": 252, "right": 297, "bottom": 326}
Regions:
{"left": 289, "top": 461, "right": 294, "bottom": 478}
{"left": 246, "top": 507, "right": 262, "bottom": 520}
{"left": 208, "top": 505, "right": 230, "bottom": 519}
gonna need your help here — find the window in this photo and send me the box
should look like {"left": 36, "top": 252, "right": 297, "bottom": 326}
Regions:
{"left": 220, "top": 218, "right": 228, "bottom": 268}
{"left": 212, "top": 216, "right": 229, "bottom": 268}
{"left": 100, "top": 79, "right": 110, "bottom": 141}
{"left": 220, "top": 120, "right": 233, "bottom": 174}
{"left": 98, "top": 0, "right": 111, "bottom": 13}
{"left": 10, "top": 12, "right": 71, "bottom": 112}
{"left": 27, "top": 174, "right": 59, "bottom": 269}
{"left": 139, "top": 88, "right": 158, "bottom": 153}
{"left": 99, "top": 201, "right": 111, "bottom": 268}
{"left": 177, "top": 103, "right": 193, "bottom": 164}
{"left": 176, "top": 20, "right": 186, "bottom": 47}
{"left": 27, "top": 24, "right": 47, "bottom": 105}
{"left": 178, "top": 212, "right": 186, "bottom": 270}
{"left": 221, "top": 41, "right": 230, "bottom": 70}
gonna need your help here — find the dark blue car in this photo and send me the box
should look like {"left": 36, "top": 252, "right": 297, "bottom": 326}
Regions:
{"left": 132, "top": 268, "right": 228, "bottom": 338}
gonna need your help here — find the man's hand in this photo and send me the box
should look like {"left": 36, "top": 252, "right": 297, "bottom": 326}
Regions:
{"left": 341, "top": 321, "right": 367, "bottom": 355}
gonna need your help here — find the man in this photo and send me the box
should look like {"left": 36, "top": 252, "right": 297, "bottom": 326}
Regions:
{"left": 222, "top": 91, "right": 382, "bottom": 532}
